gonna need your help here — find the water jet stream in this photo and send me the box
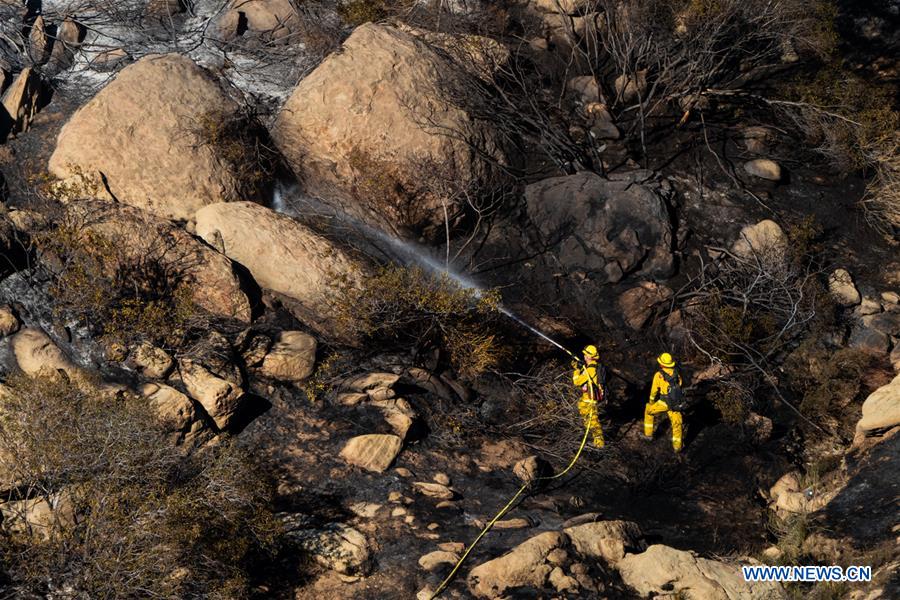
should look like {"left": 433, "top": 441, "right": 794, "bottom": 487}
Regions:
{"left": 272, "top": 182, "right": 577, "bottom": 358}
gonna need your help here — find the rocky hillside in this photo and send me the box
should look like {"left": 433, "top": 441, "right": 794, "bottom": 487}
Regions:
{"left": 0, "top": 1, "right": 898, "bottom": 599}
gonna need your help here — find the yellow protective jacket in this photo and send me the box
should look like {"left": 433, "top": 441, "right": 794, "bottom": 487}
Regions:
{"left": 649, "top": 368, "right": 682, "bottom": 404}
{"left": 573, "top": 362, "right": 604, "bottom": 401}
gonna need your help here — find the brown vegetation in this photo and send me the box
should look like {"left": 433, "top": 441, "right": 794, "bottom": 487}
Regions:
{"left": 188, "top": 108, "right": 283, "bottom": 201}
{"left": 677, "top": 221, "right": 832, "bottom": 428}
{"left": 0, "top": 374, "right": 279, "bottom": 599}
{"left": 33, "top": 213, "right": 204, "bottom": 350}
{"left": 337, "top": 265, "right": 504, "bottom": 380}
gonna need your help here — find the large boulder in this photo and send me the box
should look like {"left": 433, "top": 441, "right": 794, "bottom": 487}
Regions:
{"left": 0, "top": 492, "right": 75, "bottom": 539}
{"left": 141, "top": 382, "right": 197, "bottom": 435}
{"left": 129, "top": 341, "right": 175, "bottom": 379}
{"left": 284, "top": 519, "right": 372, "bottom": 575}
{"left": 857, "top": 373, "right": 900, "bottom": 435}
{"left": 370, "top": 398, "right": 417, "bottom": 439}
{"left": 524, "top": 171, "right": 674, "bottom": 283}
{"left": 828, "top": 268, "right": 861, "bottom": 307}
{"left": 563, "top": 521, "right": 645, "bottom": 563}
{"left": 48, "top": 18, "right": 87, "bottom": 73}
{"left": 194, "top": 202, "right": 366, "bottom": 337}
{"left": 731, "top": 219, "right": 788, "bottom": 261}
{"left": 617, "top": 544, "right": 786, "bottom": 600}
{"left": 48, "top": 54, "right": 255, "bottom": 222}
{"left": 743, "top": 158, "right": 783, "bottom": 181}
{"left": 27, "top": 17, "right": 51, "bottom": 66}
{"left": 271, "top": 23, "right": 505, "bottom": 236}
{"left": 0, "top": 304, "right": 19, "bottom": 336}
{"left": 56, "top": 201, "right": 251, "bottom": 322}
{"left": 617, "top": 282, "right": 673, "bottom": 330}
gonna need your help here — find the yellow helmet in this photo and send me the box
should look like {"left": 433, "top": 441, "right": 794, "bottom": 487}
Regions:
{"left": 657, "top": 352, "right": 676, "bottom": 368}
{"left": 583, "top": 345, "right": 599, "bottom": 360}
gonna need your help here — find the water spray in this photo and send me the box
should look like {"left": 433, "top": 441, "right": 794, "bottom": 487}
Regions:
{"left": 272, "top": 182, "right": 581, "bottom": 362}
{"left": 498, "top": 307, "right": 578, "bottom": 360}
{"left": 272, "top": 182, "right": 590, "bottom": 599}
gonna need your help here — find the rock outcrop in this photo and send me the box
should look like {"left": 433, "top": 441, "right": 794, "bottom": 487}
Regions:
{"left": 49, "top": 54, "right": 255, "bottom": 222}
{"left": 217, "top": 0, "right": 302, "bottom": 43}
{"left": 258, "top": 330, "right": 317, "bottom": 383}
{"left": 525, "top": 171, "right": 674, "bottom": 283}
{"left": 57, "top": 201, "right": 252, "bottom": 322}
{"left": 272, "top": 23, "right": 505, "bottom": 236}
{"left": 617, "top": 544, "right": 785, "bottom": 599}
{"left": 467, "top": 520, "right": 644, "bottom": 598}
{"left": 856, "top": 373, "right": 900, "bottom": 436}
{"left": 1, "top": 67, "right": 44, "bottom": 139}
{"left": 194, "top": 201, "right": 366, "bottom": 338}
{"left": 10, "top": 327, "right": 81, "bottom": 381}
{"left": 178, "top": 333, "right": 246, "bottom": 430}
{"left": 468, "top": 531, "right": 568, "bottom": 597}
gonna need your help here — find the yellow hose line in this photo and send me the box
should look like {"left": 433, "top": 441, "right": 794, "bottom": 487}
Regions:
{"left": 428, "top": 379, "right": 596, "bottom": 599}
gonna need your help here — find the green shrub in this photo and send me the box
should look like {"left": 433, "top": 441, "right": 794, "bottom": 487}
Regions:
{"left": 711, "top": 379, "right": 752, "bottom": 425}
{"left": 768, "top": 511, "right": 811, "bottom": 565}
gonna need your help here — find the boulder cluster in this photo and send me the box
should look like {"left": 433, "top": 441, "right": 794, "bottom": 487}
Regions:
{"left": 0, "top": 1, "right": 897, "bottom": 598}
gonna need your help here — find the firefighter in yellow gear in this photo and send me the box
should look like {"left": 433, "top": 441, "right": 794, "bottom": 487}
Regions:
{"left": 644, "top": 352, "right": 684, "bottom": 453}
{"left": 572, "top": 344, "right": 605, "bottom": 448}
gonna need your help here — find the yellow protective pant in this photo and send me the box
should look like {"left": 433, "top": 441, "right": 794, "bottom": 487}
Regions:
{"left": 644, "top": 400, "right": 683, "bottom": 452}
{"left": 578, "top": 397, "right": 604, "bottom": 448}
